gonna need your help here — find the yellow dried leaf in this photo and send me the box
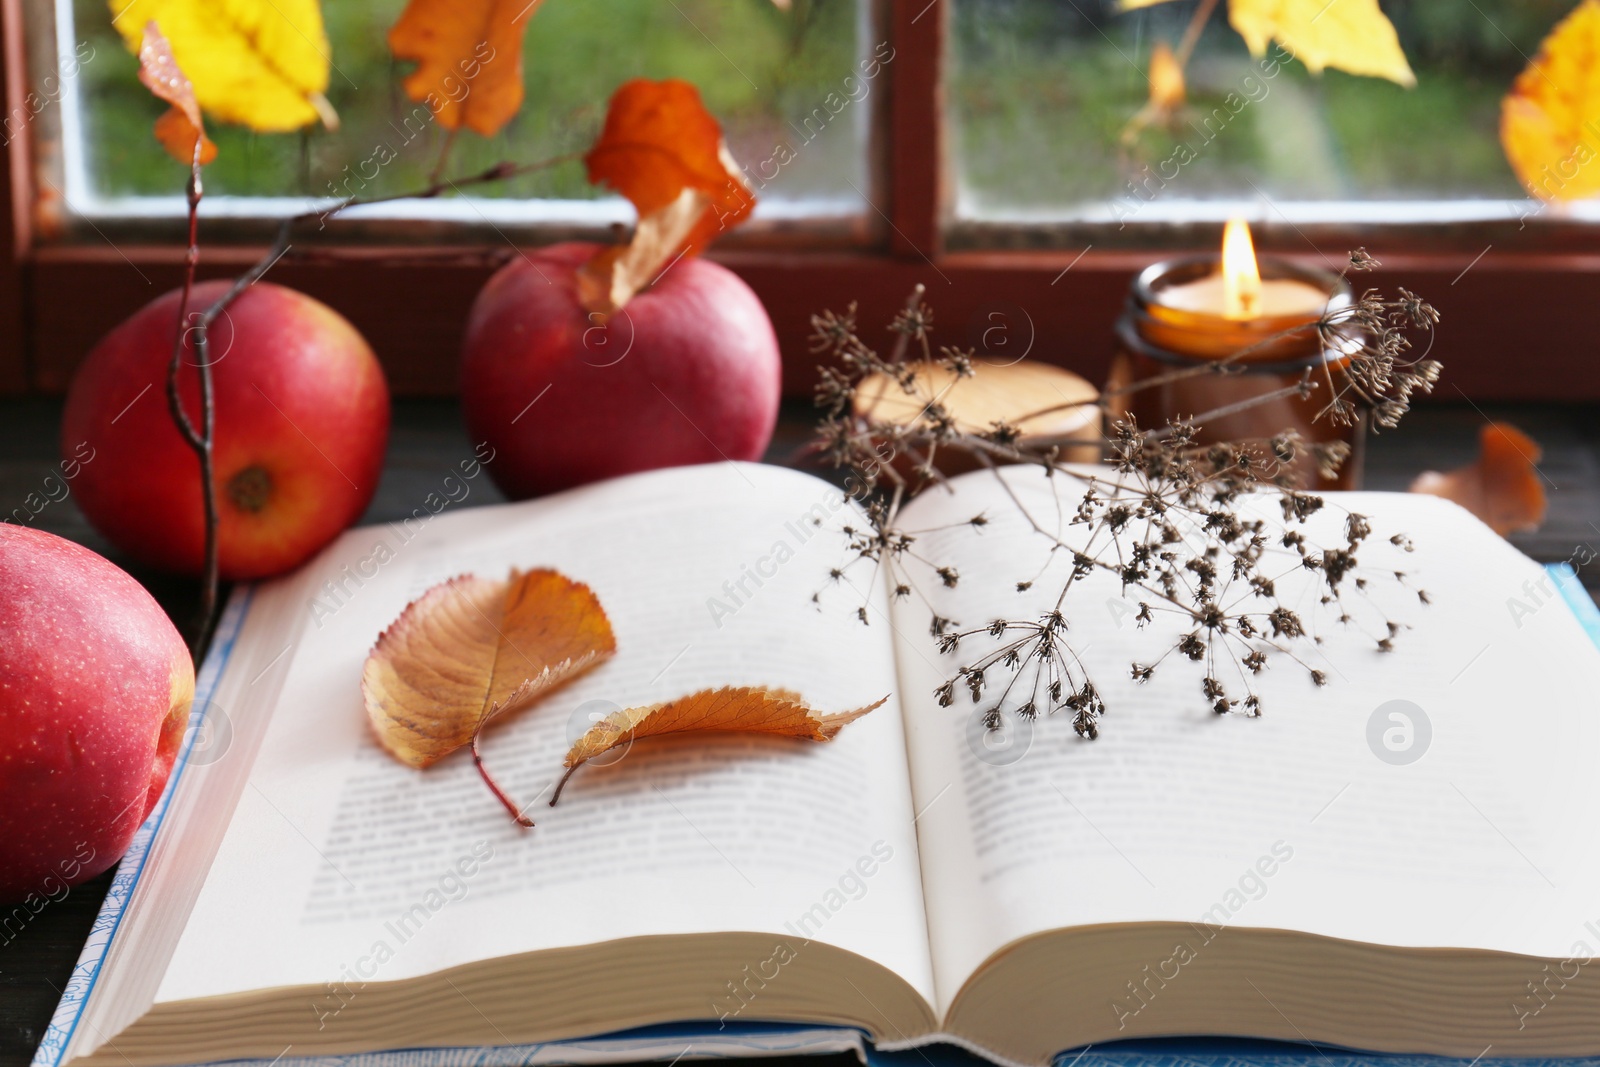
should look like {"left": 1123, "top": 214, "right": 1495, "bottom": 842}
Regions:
{"left": 1229, "top": 0, "right": 1414, "bottom": 85}
{"left": 1117, "top": 0, "right": 1414, "bottom": 86}
{"left": 1501, "top": 0, "right": 1600, "bottom": 202}
{"left": 388, "top": 0, "right": 543, "bottom": 137}
{"left": 136, "top": 23, "right": 216, "bottom": 165}
{"left": 552, "top": 686, "right": 885, "bottom": 804}
{"left": 110, "top": 0, "right": 335, "bottom": 132}
{"left": 362, "top": 569, "right": 616, "bottom": 770}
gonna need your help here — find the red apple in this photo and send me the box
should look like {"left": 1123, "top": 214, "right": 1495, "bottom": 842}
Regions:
{"left": 62, "top": 281, "right": 390, "bottom": 580}
{"left": 0, "top": 525, "right": 193, "bottom": 905}
{"left": 460, "top": 242, "right": 780, "bottom": 498}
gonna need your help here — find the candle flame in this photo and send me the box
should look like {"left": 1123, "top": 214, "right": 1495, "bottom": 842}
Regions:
{"left": 1221, "top": 218, "right": 1262, "bottom": 320}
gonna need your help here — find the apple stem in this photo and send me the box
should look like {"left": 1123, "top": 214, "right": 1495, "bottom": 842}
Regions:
{"left": 470, "top": 729, "right": 535, "bottom": 828}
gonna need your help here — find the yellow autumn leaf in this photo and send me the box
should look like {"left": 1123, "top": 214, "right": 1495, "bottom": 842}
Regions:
{"left": 1230, "top": 0, "right": 1413, "bottom": 85}
{"left": 551, "top": 686, "right": 885, "bottom": 804}
{"left": 362, "top": 569, "right": 616, "bottom": 769}
{"left": 1501, "top": 0, "right": 1600, "bottom": 202}
{"left": 109, "top": 0, "right": 336, "bottom": 132}
{"left": 1119, "top": 0, "right": 1414, "bottom": 86}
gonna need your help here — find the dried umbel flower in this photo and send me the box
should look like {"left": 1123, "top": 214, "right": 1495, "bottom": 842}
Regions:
{"left": 808, "top": 270, "right": 1436, "bottom": 739}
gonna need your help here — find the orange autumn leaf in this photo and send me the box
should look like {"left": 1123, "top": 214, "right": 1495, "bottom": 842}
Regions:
{"left": 137, "top": 23, "right": 216, "bottom": 165}
{"left": 1409, "top": 423, "right": 1548, "bottom": 537}
{"left": 1501, "top": 0, "right": 1600, "bottom": 202}
{"left": 388, "top": 0, "right": 544, "bottom": 137}
{"left": 551, "top": 686, "right": 885, "bottom": 804}
{"left": 579, "top": 79, "right": 756, "bottom": 315}
{"left": 1121, "top": 40, "right": 1186, "bottom": 145}
{"left": 361, "top": 568, "right": 616, "bottom": 770}
{"left": 1148, "top": 41, "right": 1186, "bottom": 113}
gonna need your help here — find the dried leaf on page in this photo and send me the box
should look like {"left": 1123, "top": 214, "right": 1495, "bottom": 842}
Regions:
{"left": 551, "top": 686, "right": 885, "bottom": 804}
{"left": 362, "top": 568, "right": 616, "bottom": 768}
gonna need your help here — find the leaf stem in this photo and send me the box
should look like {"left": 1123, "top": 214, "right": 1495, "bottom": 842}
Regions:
{"left": 549, "top": 765, "right": 578, "bottom": 807}
{"left": 471, "top": 730, "right": 535, "bottom": 828}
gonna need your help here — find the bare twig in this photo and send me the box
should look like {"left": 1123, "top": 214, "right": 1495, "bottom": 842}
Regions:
{"left": 165, "top": 139, "right": 219, "bottom": 660}
{"left": 177, "top": 150, "right": 580, "bottom": 652}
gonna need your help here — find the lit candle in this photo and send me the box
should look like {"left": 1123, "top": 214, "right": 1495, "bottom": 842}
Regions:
{"left": 1109, "top": 219, "right": 1361, "bottom": 488}
{"left": 1156, "top": 219, "right": 1331, "bottom": 321}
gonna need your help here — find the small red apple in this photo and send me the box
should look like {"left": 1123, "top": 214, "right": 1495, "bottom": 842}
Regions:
{"left": 459, "top": 242, "right": 780, "bottom": 499}
{"left": 0, "top": 526, "right": 193, "bottom": 905}
{"left": 62, "top": 281, "right": 390, "bottom": 580}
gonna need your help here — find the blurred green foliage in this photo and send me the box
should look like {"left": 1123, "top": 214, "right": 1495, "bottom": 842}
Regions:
{"left": 72, "top": 0, "right": 864, "bottom": 201}
{"left": 950, "top": 0, "right": 1568, "bottom": 210}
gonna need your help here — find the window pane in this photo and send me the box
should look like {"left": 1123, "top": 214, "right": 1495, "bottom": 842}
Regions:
{"left": 949, "top": 0, "right": 1574, "bottom": 221}
{"left": 64, "top": 0, "right": 869, "bottom": 214}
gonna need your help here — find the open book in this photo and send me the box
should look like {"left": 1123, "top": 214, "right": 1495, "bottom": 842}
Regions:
{"left": 35, "top": 460, "right": 1600, "bottom": 1067}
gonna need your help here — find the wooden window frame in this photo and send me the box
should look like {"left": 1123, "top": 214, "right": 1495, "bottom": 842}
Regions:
{"left": 1, "top": 0, "right": 1597, "bottom": 400}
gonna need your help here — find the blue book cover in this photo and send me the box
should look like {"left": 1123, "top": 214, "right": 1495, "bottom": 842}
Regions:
{"left": 31, "top": 567, "right": 1600, "bottom": 1067}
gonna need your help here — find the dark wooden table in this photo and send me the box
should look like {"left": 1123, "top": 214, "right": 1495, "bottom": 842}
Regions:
{"left": 3, "top": 396, "right": 1598, "bottom": 1067}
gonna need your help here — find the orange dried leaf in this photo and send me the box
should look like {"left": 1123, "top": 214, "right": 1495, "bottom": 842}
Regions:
{"left": 1409, "top": 423, "right": 1548, "bottom": 537}
{"left": 1500, "top": 0, "right": 1600, "bottom": 202}
{"left": 579, "top": 79, "right": 755, "bottom": 315}
{"left": 1120, "top": 40, "right": 1186, "bottom": 145}
{"left": 361, "top": 568, "right": 616, "bottom": 769}
{"left": 137, "top": 23, "right": 216, "bottom": 165}
{"left": 552, "top": 686, "right": 885, "bottom": 804}
{"left": 154, "top": 107, "right": 217, "bottom": 165}
{"left": 388, "top": 0, "right": 544, "bottom": 136}
{"left": 1148, "top": 41, "right": 1186, "bottom": 112}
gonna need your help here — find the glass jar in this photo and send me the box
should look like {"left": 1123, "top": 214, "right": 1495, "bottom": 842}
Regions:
{"left": 1107, "top": 256, "right": 1363, "bottom": 491}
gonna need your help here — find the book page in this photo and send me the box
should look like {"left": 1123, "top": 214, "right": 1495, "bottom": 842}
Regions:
{"left": 155, "top": 461, "right": 934, "bottom": 1015}
{"left": 889, "top": 465, "right": 1600, "bottom": 1016}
